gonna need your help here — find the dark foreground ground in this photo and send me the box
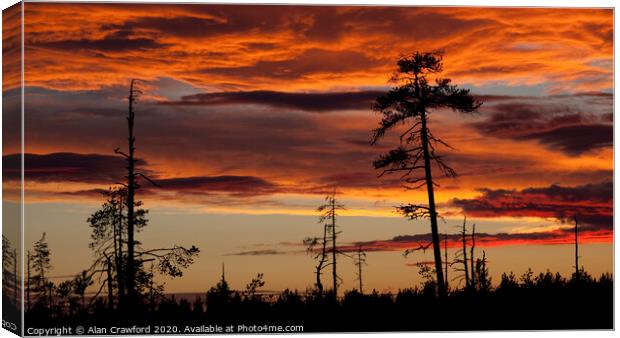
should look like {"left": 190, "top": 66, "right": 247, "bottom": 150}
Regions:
{"left": 20, "top": 272, "right": 613, "bottom": 334}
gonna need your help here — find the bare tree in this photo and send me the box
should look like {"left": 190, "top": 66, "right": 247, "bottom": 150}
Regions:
{"left": 109, "top": 80, "right": 198, "bottom": 310}
{"left": 305, "top": 190, "right": 345, "bottom": 295}
{"left": 353, "top": 246, "right": 367, "bottom": 294}
{"left": 303, "top": 223, "right": 328, "bottom": 295}
{"left": 470, "top": 223, "right": 476, "bottom": 289}
{"left": 444, "top": 233, "right": 449, "bottom": 291}
{"left": 574, "top": 216, "right": 580, "bottom": 281}
{"left": 453, "top": 216, "right": 470, "bottom": 289}
{"left": 114, "top": 79, "right": 142, "bottom": 307}
{"left": 318, "top": 190, "right": 345, "bottom": 295}
{"left": 371, "top": 51, "right": 481, "bottom": 297}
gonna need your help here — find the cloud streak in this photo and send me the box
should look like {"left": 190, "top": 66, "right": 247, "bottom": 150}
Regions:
{"left": 160, "top": 90, "right": 383, "bottom": 112}
{"left": 472, "top": 93, "right": 613, "bottom": 155}
{"left": 339, "top": 228, "right": 612, "bottom": 253}
{"left": 449, "top": 181, "right": 613, "bottom": 231}
{"left": 224, "top": 249, "right": 289, "bottom": 256}
{"left": 3, "top": 152, "right": 149, "bottom": 184}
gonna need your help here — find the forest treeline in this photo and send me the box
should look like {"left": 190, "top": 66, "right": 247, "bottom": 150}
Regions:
{"left": 6, "top": 242, "right": 612, "bottom": 331}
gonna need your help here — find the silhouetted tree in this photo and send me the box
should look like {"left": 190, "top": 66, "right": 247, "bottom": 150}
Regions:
{"left": 243, "top": 273, "right": 265, "bottom": 300}
{"left": 72, "top": 270, "right": 94, "bottom": 311}
{"left": 574, "top": 216, "right": 581, "bottom": 281}
{"left": 2, "top": 235, "right": 17, "bottom": 306}
{"left": 371, "top": 51, "right": 481, "bottom": 297}
{"left": 470, "top": 223, "right": 476, "bottom": 289}
{"left": 317, "top": 190, "right": 345, "bottom": 295}
{"left": 114, "top": 79, "right": 143, "bottom": 308}
{"left": 303, "top": 223, "right": 328, "bottom": 295}
{"left": 443, "top": 233, "right": 449, "bottom": 291}
{"left": 416, "top": 263, "right": 437, "bottom": 297}
{"left": 87, "top": 186, "right": 146, "bottom": 310}
{"left": 112, "top": 80, "right": 198, "bottom": 310}
{"left": 54, "top": 280, "right": 74, "bottom": 316}
{"left": 353, "top": 246, "right": 367, "bottom": 294}
{"left": 453, "top": 216, "right": 470, "bottom": 289}
{"left": 207, "top": 263, "right": 233, "bottom": 313}
{"left": 31, "top": 233, "right": 52, "bottom": 308}
{"left": 474, "top": 250, "right": 490, "bottom": 291}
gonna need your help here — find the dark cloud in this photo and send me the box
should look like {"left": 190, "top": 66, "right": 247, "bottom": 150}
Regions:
{"left": 102, "top": 5, "right": 295, "bottom": 39}
{"left": 37, "top": 36, "right": 166, "bottom": 52}
{"left": 200, "top": 49, "right": 385, "bottom": 80}
{"left": 54, "top": 188, "right": 110, "bottom": 198}
{"left": 452, "top": 63, "right": 548, "bottom": 77}
{"left": 101, "top": 6, "right": 491, "bottom": 43}
{"left": 161, "top": 90, "right": 383, "bottom": 112}
{"left": 224, "top": 249, "right": 288, "bottom": 256}
{"left": 3, "top": 153, "right": 148, "bottom": 184}
{"left": 21, "top": 86, "right": 382, "bottom": 184}
{"left": 472, "top": 94, "right": 613, "bottom": 155}
{"left": 105, "top": 16, "right": 230, "bottom": 38}
{"left": 315, "top": 172, "right": 401, "bottom": 189}
{"left": 521, "top": 124, "right": 612, "bottom": 155}
{"left": 152, "top": 175, "right": 281, "bottom": 197}
{"left": 450, "top": 181, "right": 613, "bottom": 231}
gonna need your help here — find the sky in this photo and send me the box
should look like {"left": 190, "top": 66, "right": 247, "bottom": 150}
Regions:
{"left": 1, "top": 4, "right": 613, "bottom": 294}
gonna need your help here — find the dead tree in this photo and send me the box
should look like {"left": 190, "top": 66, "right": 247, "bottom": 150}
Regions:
{"left": 303, "top": 222, "right": 328, "bottom": 295}
{"left": 317, "top": 190, "right": 345, "bottom": 295}
{"left": 444, "top": 233, "right": 449, "bottom": 291}
{"left": 353, "top": 246, "right": 367, "bottom": 294}
{"left": 371, "top": 52, "right": 482, "bottom": 297}
{"left": 114, "top": 79, "right": 140, "bottom": 307}
{"left": 452, "top": 216, "right": 470, "bottom": 289}
{"left": 114, "top": 188, "right": 126, "bottom": 303}
{"left": 574, "top": 216, "right": 580, "bottom": 280}
{"left": 109, "top": 80, "right": 198, "bottom": 310}
{"left": 470, "top": 223, "right": 476, "bottom": 289}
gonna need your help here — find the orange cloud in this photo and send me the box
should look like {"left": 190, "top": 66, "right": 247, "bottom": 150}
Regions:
{"left": 21, "top": 4, "right": 612, "bottom": 94}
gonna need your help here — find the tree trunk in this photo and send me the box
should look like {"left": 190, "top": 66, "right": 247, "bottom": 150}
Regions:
{"left": 358, "top": 246, "right": 363, "bottom": 294}
{"left": 126, "top": 81, "right": 137, "bottom": 308}
{"left": 316, "top": 223, "right": 328, "bottom": 295}
{"left": 331, "top": 196, "right": 337, "bottom": 296}
{"left": 116, "top": 193, "right": 125, "bottom": 308}
{"left": 106, "top": 254, "right": 114, "bottom": 311}
{"left": 444, "top": 234, "right": 449, "bottom": 291}
{"left": 574, "top": 216, "right": 579, "bottom": 280}
{"left": 420, "top": 110, "right": 446, "bottom": 297}
{"left": 26, "top": 252, "right": 30, "bottom": 312}
{"left": 470, "top": 223, "right": 476, "bottom": 289}
{"left": 461, "top": 217, "right": 469, "bottom": 289}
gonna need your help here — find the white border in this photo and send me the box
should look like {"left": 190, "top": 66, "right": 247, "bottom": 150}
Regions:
{"left": 0, "top": 1, "right": 616, "bottom": 338}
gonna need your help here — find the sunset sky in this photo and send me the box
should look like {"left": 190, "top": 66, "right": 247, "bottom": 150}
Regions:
{"left": 2, "top": 4, "right": 613, "bottom": 294}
